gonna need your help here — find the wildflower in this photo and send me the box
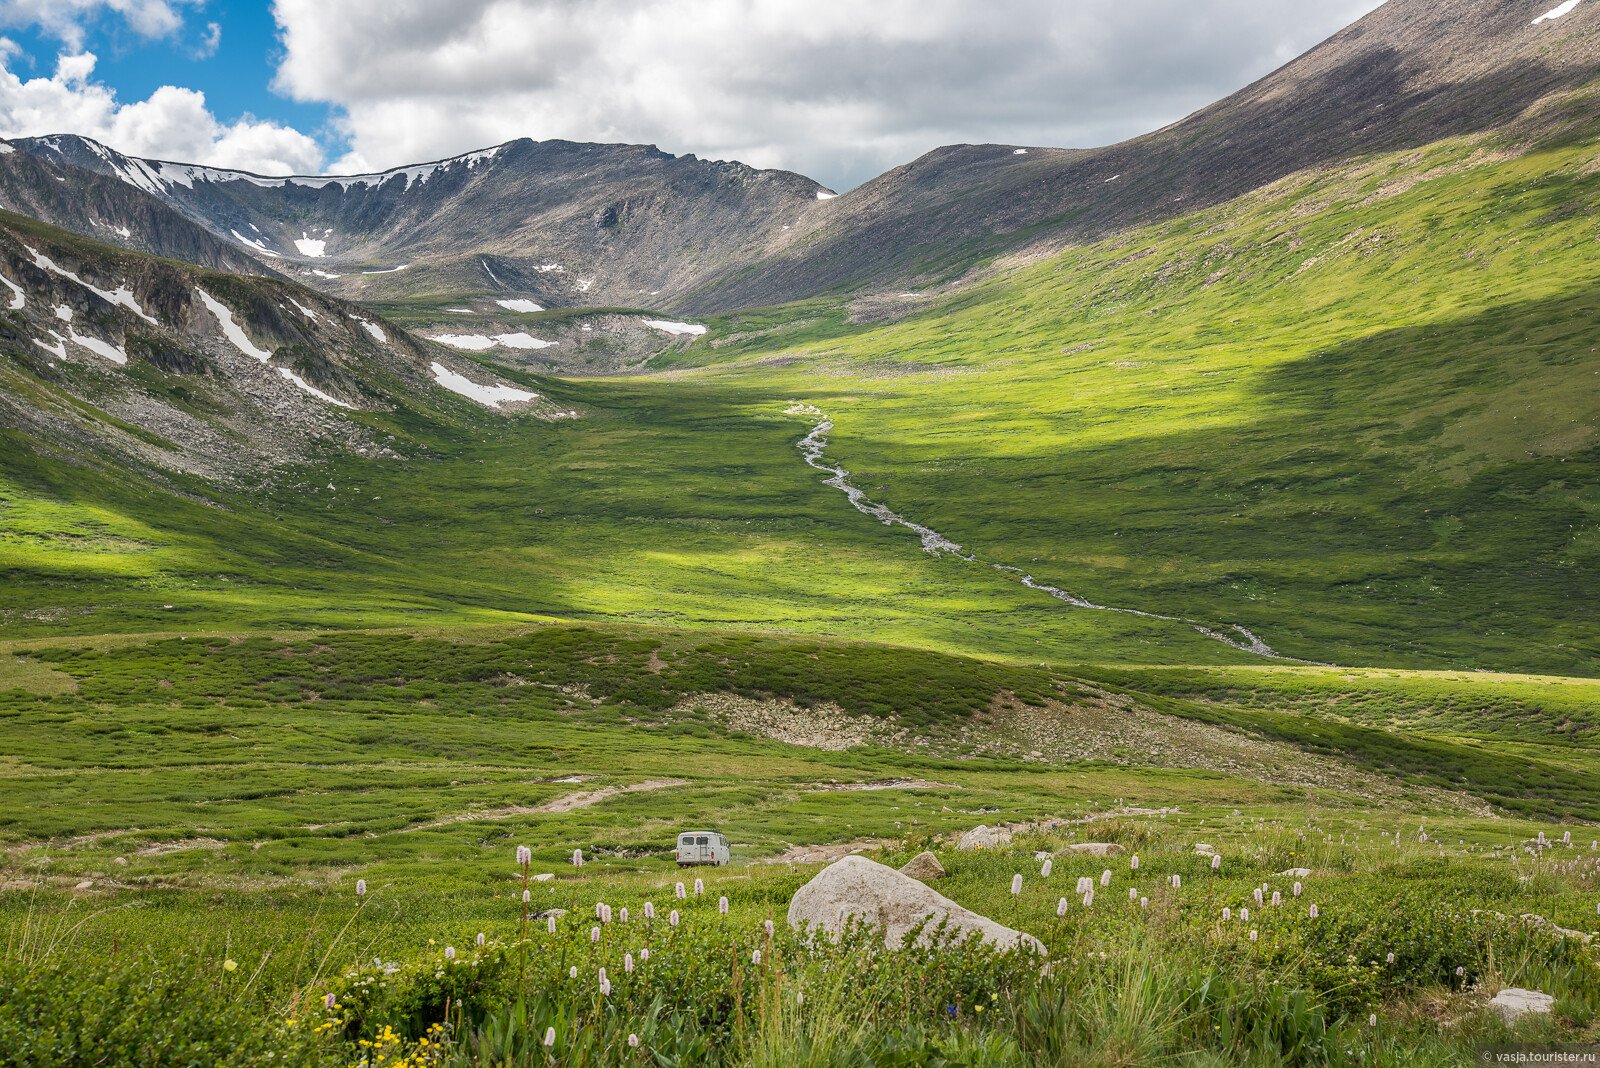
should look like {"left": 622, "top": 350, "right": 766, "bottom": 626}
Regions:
{"left": 620, "top": 907, "right": 629, "bottom": 923}
{"left": 625, "top": 953, "right": 634, "bottom": 974}
{"left": 523, "top": 889, "right": 531, "bottom": 904}
{"left": 544, "top": 1027, "right": 556, "bottom": 1048}
{"left": 324, "top": 993, "right": 336, "bottom": 1010}
{"left": 356, "top": 879, "right": 367, "bottom": 896}
{"left": 640, "top": 947, "right": 650, "bottom": 962}
{"left": 476, "top": 932, "right": 485, "bottom": 946}
{"left": 1369, "top": 1014, "right": 1377, "bottom": 1027}
{"left": 1130, "top": 854, "right": 1140, "bottom": 871}
{"left": 1211, "top": 854, "right": 1222, "bottom": 870}
{"left": 1254, "top": 887, "right": 1264, "bottom": 906}
{"left": 1455, "top": 966, "right": 1466, "bottom": 978}
{"left": 752, "top": 949, "right": 762, "bottom": 966}
{"left": 599, "top": 977, "right": 612, "bottom": 996}
{"left": 1171, "top": 874, "right": 1182, "bottom": 889}
{"left": 1101, "top": 869, "right": 1111, "bottom": 887}
{"left": 548, "top": 915, "right": 558, "bottom": 934}
{"left": 223, "top": 959, "right": 238, "bottom": 973}
{"left": 569, "top": 966, "right": 578, "bottom": 979}
{"left": 516, "top": 845, "right": 531, "bottom": 865}
{"left": 975, "top": 1003, "right": 985, "bottom": 1014}
{"left": 1241, "top": 907, "right": 1250, "bottom": 922}
{"left": 1222, "top": 907, "right": 1232, "bottom": 921}
{"left": 764, "top": 919, "right": 775, "bottom": 938}
{"left": 719, "top": 896, "right": 729, "bottom": 914}
{"left": 628, "top": 1034, "right": 640, "bottom": 1048}
{"left": 572, "top": 849, "right": 584, "bottom": 867}
{"left": 1308, "top": 904, "right": 1319, "bottom": 919}
{"left": 1139, "top": 896, "right": 1148, "bottom": 909}
{"left": 1386, "top": 952, "right": 1395, "bottom": 964}
{"left": 675, "top": 882, "right": 686, "bottom": 900}
{"left": 1011, "top": 874, "right": 1024, "bottom": 895}
{"left": 670, "top": 910, "right": 680, "bottom": 927}
{"left": 645, "top": 901, "right": 656, "bottom": 919}
{"left": 796, "top": 992, "right": 804, "bottom": 1007}
{"left": 444, "top": 946, "right": 456, "bottom": 960}
{"left": 1271, "top": 891, "right": 1281, "bottom": 907}
{"left": 1083, "top": 889, "right": 1094, "bottom": 907}
{"left": 1249, "top": 929, "right": 1258, "bottom": 942}
{"left": 1041, "top": 859, "right": 1053, "bottom": 878}
{"left": 1292, "top": 881, "right": 1303, "bottom": 897}
{"left": 1076, "top": 876, "right": 1092, "bottom": 894}
{"left": 590, "top": 926, "right": 601, "bottom": 943}
{"left": 694, "top": 879, "right": 704, "bottom": 896}
{"left": 1056, "top": 897, "right": 1068, "bottom": 917}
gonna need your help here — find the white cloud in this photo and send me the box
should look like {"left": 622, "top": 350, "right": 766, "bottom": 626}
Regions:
{"left": 0, "top": 50, "right": 325, "bottom": 174}
{"left": 0, "top": 0, "right": 195, "bottom": 50}
{"left": 271, "top": 0, "right": 1386, "bottom": 189}
{"left": 192, "top": 19, "right": 220, "bottom": 59}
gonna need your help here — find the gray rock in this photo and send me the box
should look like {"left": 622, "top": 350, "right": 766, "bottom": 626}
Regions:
{"left": 1489, "top": 988, "right": 1554, "bottom": 1023}
{"left": 1065, "top": 843, "right": 1125, "bottom": 857}
{"left": 899, "top": 851, "right": 947, "bottom": 881}
{"left": 1277, "top": 867, "right": 1312, "bottom": 878}
{"left": 788, "top": 856, "right": 1044, "bottom": 954}
{"left": 957, "top": 825, "right": 1013, "bottom": 851}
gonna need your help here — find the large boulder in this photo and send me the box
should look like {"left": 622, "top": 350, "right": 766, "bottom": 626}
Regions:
{"left": 1065, "top": 843, "right": 1124, "bottom": 857}
{"left": 1489, "top": 988, "right": 1554, "bottom": 1023}
{"left": 899, "top": 851, "right": 947, "bottom": 880}
{"left": 788, "top": 856, "right": 1044, "bottom": 953}
{"left": 957, "top": 825, "right": 1013, "bottom": 851}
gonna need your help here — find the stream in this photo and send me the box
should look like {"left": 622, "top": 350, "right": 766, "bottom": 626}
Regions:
{"left": 791, "top": 405, "right": 1299, "bottom": 661}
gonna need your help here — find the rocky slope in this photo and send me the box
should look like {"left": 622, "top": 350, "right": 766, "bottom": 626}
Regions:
{"left": 16, "top": 135, "right": 829, "bottom": 312}
{"left": 679, "top": 0, "right": 1600, "bottom": 311}
{"left": 0, "top": 211, "right": 561, "bottom": 484}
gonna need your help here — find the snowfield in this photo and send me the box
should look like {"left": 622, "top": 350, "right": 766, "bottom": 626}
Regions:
{"left": 495, "top": 298, "right": 544, "bottom": 313}
{"left": 276, "top": 367, "right": 353, "bottom": 408}
{"left": 196, "top": 288, "right": 273, "bottom": 362}
{"left": 294, "top": 233, "right": 328, "bottom": 257}
{"left": 429, "top": 362, "right": 538, "bottom": 408}
{"left": 0, "top": 274, "right": 24, "bottom": 310}
{"left": 350, "top": 316, "right": 387, "bottom": 343}
{"left": 232, "top": 230, "right": 280, "bottom": 257}
{"left": 642, "top": 319, "right": 707, "bottom": 336}
{"left": 428, "top": 332, "right": 556, "bottom": 351}
{"left": 1533, "top": 0, "right": 1581, "bottom": 21}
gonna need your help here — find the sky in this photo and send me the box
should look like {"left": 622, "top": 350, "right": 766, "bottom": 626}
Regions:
{"left": 0, "top": 0, "right": 1390, "bottom": 190}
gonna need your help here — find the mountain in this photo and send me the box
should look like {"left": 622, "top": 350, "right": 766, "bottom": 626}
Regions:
{"left": 15, "top": 135, "right": 830, "bottom": 311}
{"left": 679, "top": 0, "right": 1600, "bottom": 311}
{"left": 0, "top": 138, "right": 276, "bottom": 279}
{"left": 0, "top": 209, "right": 561, "bottom": 485}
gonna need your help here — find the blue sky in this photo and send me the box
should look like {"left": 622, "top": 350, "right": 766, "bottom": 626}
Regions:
{"left": 0, "top": 0, "right": 1387, "bottom": 187}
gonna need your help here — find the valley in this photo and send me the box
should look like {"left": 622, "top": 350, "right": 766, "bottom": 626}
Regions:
{"left": 0, "top": 0, "right": 1596, "bottom": 1063}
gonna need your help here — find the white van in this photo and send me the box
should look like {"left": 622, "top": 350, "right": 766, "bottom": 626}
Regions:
{"left": 675, "top": 830, "right": 730, "bottom": 867}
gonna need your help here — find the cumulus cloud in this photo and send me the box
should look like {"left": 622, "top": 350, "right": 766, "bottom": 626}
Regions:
{"left": 271, "top": 0, "right": 1386, "bottom": 188}
{"left": 0, "top": 0, "right": 195, "bottom": 49}
{"left": 0, "top": 49, "right": 324, "bottom": 174}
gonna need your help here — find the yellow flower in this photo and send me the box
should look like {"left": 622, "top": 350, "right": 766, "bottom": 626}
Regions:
{"left": 975, "top": 1004, "right": 985, "bottom": 1013}
{"left": 222, "top": 959, "right": 238, "bottom": 972}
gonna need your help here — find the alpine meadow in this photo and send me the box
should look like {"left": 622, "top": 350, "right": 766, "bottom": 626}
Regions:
{"left": 0, "top": 0, "right": 1597, "bottom": 1065}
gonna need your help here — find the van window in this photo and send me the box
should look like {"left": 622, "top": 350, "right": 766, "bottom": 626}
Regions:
{"left": 679, "top": 834, "right": 693, "bottom": 844}
{"left": 695, "top": 836, "right": 709, "bottom": 845}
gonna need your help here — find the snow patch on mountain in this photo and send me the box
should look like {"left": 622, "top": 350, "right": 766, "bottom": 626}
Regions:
{"left": 428, "top": 332, "right": 556, "bottom": 351}
{"left": 0, "top": 273, "right": 24, "bottom": 310}
{"left": 642, "top": 319, "right": 707, "bottom": 336}
{"left": 276, "top": 367, "right": 353, "bottom": 408}
{"left": 52, "top": 304, "right": 128, "bottom": 364}
{"left": 495, "top": 298, "right": 543, "bottom": 313}
{"left": 232, "top": 230, "right": 280, "bottom": 257}
{"left": 429, "top": 362, "right": 538, "bottom": 407}
{"left": 27, "top": 247, "right": 156, "bottom": 323}
{"left": 815, "top": 190, "right": 838, "bottom": 200}
{"left": 1534, "top": 0, "right": 1582, "bottom": 22}
{"left": 195, "top": 288, "right": 273, "bottom": 362}
{"left": 362, "top": 264, "right": 409, "bottom": 275}
{"left": 288, "top": 298, "right": 319, "bottom": 322}
{"left": 294, "top": 233, "right": 328, "bottom": 257}
{"left": 350, "top": 316, "right": 386, "bottom": 343}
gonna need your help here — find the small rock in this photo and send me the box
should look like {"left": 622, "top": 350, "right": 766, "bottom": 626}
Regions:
{"left": 73, "top": 880, "right": 93, "bottom": 891}
{"left": 113, "top": 857, "right": 128, "bottom": 866}
{"left": 957, "top": 825, "right": 1013, "bottom": 851}
{"left": 1277, "top": 867, "right": 1312, "bottom": 878}
{"left": 532, "top": 908, "right": 567, "bottom": 920}
{"left": 1065, "top": 843, "right": 1124, "bottom": 857}
{"left": 1033, "top": 851, "right": 1054, "bottom": 861}
{"left": 1194, "top": 843, "right": 1216, "bottom": 855}
{"left": 533, "top": 873, "right": 556, "bottom": 882}
{"left": 1489, "top": 988, "right": 1554, "bottom": 1023}
{"left": 899, "top": 851, "right": 947, "bottom": 881}
{"left": 788, "top": 856, "right": 1043, "bottom": 953}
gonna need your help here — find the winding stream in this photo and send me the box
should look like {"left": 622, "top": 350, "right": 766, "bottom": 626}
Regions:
{"left": 791, "top": 404, "right": 1298, "bottom": 661}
